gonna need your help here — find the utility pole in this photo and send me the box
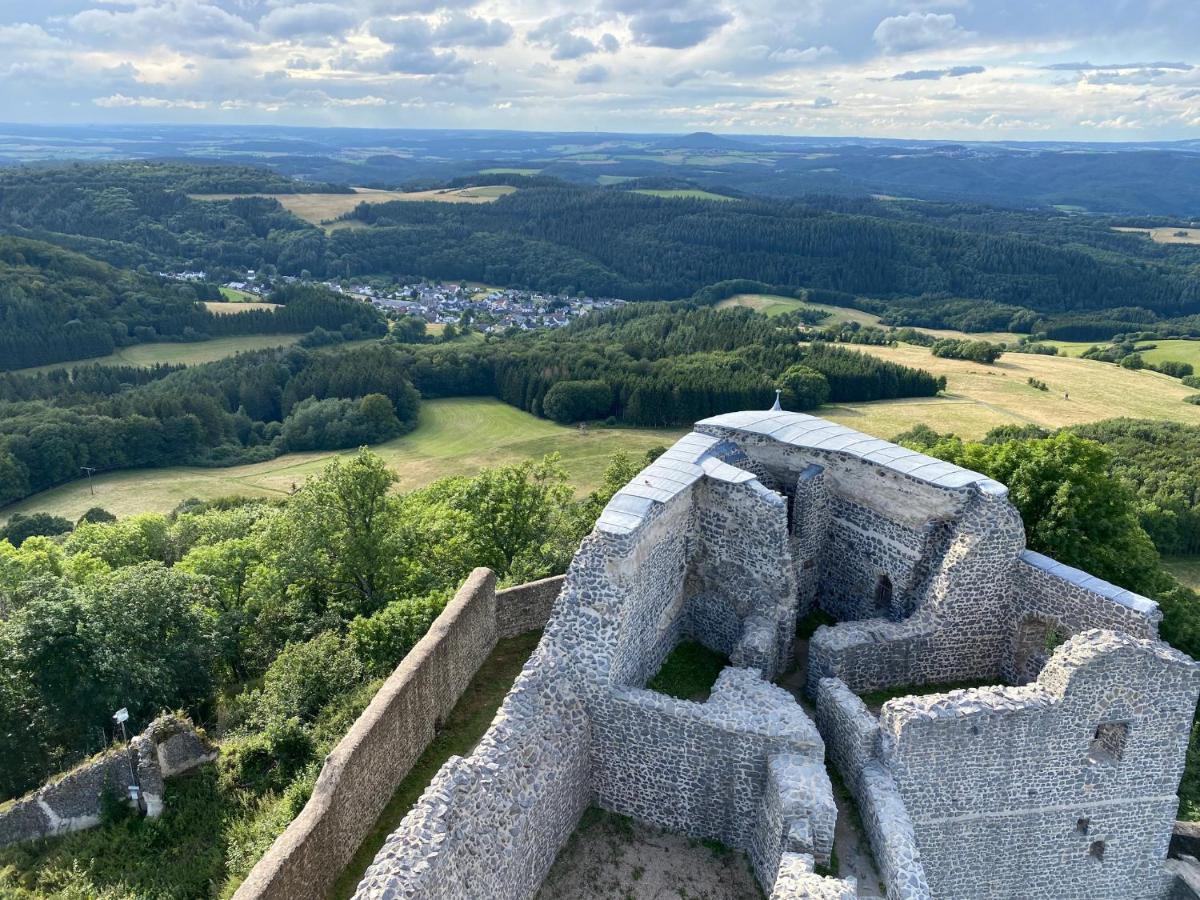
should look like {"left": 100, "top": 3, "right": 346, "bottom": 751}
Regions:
{"left": 80, "top": 466, "right": 96, "bottom": 496}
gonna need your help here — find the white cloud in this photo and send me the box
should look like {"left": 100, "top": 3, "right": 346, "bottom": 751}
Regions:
{"left": 873, "top": 12, "right": 966, "bottom": 53}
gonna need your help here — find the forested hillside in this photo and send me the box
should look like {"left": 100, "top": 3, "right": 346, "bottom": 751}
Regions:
{"left": 3, "top": 164, "right": 1199, "bottom": 345}
{"left": 0, "top": 238, "right": 385, "bottom": 370}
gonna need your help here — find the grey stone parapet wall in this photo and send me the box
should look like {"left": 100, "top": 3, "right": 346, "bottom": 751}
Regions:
{"left": 880, "top": 630, "right": 1200, "bottom": 900}
{"left": 0, "top": 714, "right": 215, "bottom": 849}
{"left": 816, "top": 678, "right": 931, "bottom": 900}
{"left": 234, "top": 569, "right": 564, "bottom": 900}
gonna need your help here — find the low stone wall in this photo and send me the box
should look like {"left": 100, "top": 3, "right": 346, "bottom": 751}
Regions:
{"left": 0, "top": 714, "right": 214, "bottom": 849}
{"left": 234, "top": 567, "right": 562, "bottom": 900}
{"left": 816, "top": 678, "right": 931, "bottom": 900}
{"left": 496, "top": 574, "right": 565, "bottom": 639}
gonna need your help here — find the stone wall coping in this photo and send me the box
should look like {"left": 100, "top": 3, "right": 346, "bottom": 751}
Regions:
{"left": 696, "top": 411, "right": 1008, "bottom": 496}
{"left": 882, "top": 629, "right": 1197, "bottom": 729}
{"left": 1019, "top": 549, "right": 1161, "bottom": 618}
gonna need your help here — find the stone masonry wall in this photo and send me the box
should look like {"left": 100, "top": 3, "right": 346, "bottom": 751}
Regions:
{"left": 816, "top": 678, "right": 931, "bottom": 900}
{"left": 236, "top": 567, "right": 561, "bottom": 900}
{"left": 881, "top": 630, "right": 1200, "bottom": 900}
{"left": 0, "top": 714, "right": 214, "bottom": 849}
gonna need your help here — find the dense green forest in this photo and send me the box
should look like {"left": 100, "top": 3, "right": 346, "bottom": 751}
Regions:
{"left": 0, "top": 303, "right": 943, "bottom": 506}
{"left": 2, "top": 163, "right": 1200, "bottom": 349}
{"left": 0, "top": 238, "right": 386, "bottom": 370}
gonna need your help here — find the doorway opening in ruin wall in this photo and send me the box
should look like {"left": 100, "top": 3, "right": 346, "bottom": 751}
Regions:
{"left": 1011, "top": 614, "right": 1066, "bottom": 683}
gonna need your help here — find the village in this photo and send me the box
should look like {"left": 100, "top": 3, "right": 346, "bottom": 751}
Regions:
{"left": 163, "top": 269, "right": 625, "bottom": 334}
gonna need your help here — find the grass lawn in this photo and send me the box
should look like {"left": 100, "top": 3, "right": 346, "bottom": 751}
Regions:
{"left": 330, "top": 629, "right": 543, "bottom": 899}
{"left": 1, "top": 398, "right": 683, "bottom": 524}
{"left": 217, "top": 286, "right": 261, "bottom": 302}
{"left": 824, "top": 343, "right": 1200, "bottom": 440}
{"left": 204, "top": 300, "right": 282, "bottom": 315}
{"left": 478, "top": 167, "right": 540, "bottom": 175}
{"left": 1165, "top": 556, "right": 1200, "bottom": 591}
{"left": 1131, "top": 340, "right": 1200, "bottom": 368}
{"left": 646, "top": 640, "right": 729, "bottom": 701}
{"left": 188, "top": 185, "right": 515, "bottom": 226}
{"left": 631, "top": 188, "right": 737, "bottom": 201}
{"left": 10, "top": 334, "right": 312, "bottom": 376}
{"left": 1113, "top": 226, "right": 1200, "bottom": 245}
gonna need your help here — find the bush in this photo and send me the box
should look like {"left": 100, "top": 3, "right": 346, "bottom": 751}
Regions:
{"left": 1185, "top": 395, "right": 1200, "bottom": 406}
{"left": 777, "top": 364, "right": 830, "bottom": 410}
{"left": 1155, "top": 360, "right": 1195, "bottom": 379}
{"left": 1027, "top": 378, "right": 1049, "bottom": 391}
{"left": 1183, "top": 375, "right": 1200, "bottom": 389}
{"left": 1120, "top": 353, "right": 1145, "bottom": 370}
{"left": 76, "top": 507, "right": 117, "bottom": 527}
{"left": 227, "top": 717, "right": 315, "bottom": 793}
{"left": 542, "top": 379, "right": 613, "bottom": 424}
{"left": 931, "top": 338, "right": 1004, "bottom": 364}
{"left": 248, "top": 631, "right": 363, "bottom": 726}
{"left": 0, "top": 513, "right": 73, "bottom": 548}
{"left": 279, "top": 394, "right": 405, "bottom": 451}
{"left": 348, "top": 592, "right": 449, "bottom": 675}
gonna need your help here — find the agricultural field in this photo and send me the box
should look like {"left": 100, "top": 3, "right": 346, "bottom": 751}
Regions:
{"left": 718, "top": 293, "right": 1021, "bottom": 342}
{"left": 11, "top": 334, "right": 310, "bottom": 375}
{"left": 0, "top": 398, "right": 683, "bottom": 524}
{"left": 1113, "top": 226, "right": 1200, "bottom": 245}
{"left": 829, "top": 343, "right": 1200, "bottom": 439}
{"left": 478, "top": 167, "right": 540, "bottom": 175}
{"left": 218, "top": 286, "right": 259, "bottom": 302}
{"left": 1048, "top": 338, "right": 1200, "bottom": 368}
{"left": 203, "top": 301, "right": 282, "bottom": 315}
{"left": 1164, "top": 557, "right": 1200, "bottom": 591}
{"left": 631, "top": 188, "right": 736, "bottom": 201}
{"left": 188, "top": 185, "right": 516, "bottom": 226}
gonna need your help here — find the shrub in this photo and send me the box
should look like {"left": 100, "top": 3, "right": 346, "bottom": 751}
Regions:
{"left": 542, "top": 379, "right": 613, "bottom": 424}
{"left": 1183, "top": 375, "right": 1200, "bottom": 389}
{"left": 777, "top": 364, "right": 831, "bottom": 411}
{"left": 1185, "top": 395, "right": 1200, "bottom": 406}
{"left": 930, "top": 338, "right": 1004, "bottom": 364}
{"left": 1027, "top": 377, "right": 1049, "bottom": 391}
{"left": 1155, "top": 360, "right": 1195, "bottom": 379}
{"left": 248, "top": 631, "right": 363, "bottom": 726}
{"left": 348, "top": 592, "right": 449, "bottom": 676}
{"left": 1120, "top": 353, "right": 1145, "bottom": 370}
{"left": 0, "top": 513, "right": 73, "bottom": 548}
{"left": 227, "top": 717, "right": 315, "bottom": 793}
{"left": 76, "top": 507, "right": 117, "bottom": 527}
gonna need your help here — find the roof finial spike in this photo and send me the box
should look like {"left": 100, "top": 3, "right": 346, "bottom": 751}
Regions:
{"left": 771, "top": 388, "right": 783, "bottom": 412}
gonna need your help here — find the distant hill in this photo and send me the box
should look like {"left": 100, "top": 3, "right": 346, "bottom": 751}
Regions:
{"left": 652, "top": 132, "right": 757, "bottom": 151}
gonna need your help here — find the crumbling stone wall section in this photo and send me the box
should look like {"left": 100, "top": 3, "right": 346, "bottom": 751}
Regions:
{"left": 791, "top": 463, "right": 830, "bottom": 619}
{"left": 771, "top": 852, "right": 858, "bottom": 899}
{"left": 880, "top": 630, "right": 1200, "bottom": 900}
{"left": 816, "top": 678, "right": 931, "bottom": 900}
{"left": 0, "top": 714, "right": 214, "bottom": 849}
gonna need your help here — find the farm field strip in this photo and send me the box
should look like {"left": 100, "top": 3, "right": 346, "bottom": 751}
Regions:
{"left": 187, "top": 185, "right": 516, "bottom": 225}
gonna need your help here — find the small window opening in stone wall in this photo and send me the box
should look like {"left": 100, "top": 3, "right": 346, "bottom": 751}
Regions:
{"left": 873, "top": 574, "right": 893, "bottom": 617}
{"left": 1076, "top": 818, "right": 1089, "bottom": 835}
{"left": 1087, "top": 723, "right": 1130, "bottom": 765}
{"left": 1089, "top": 840, "right": 1106, "bottom": 861}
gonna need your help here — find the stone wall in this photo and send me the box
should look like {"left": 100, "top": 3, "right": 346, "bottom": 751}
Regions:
{"left": 816, "top": 678, "right": 931, "bottom": 900}
{"left": 235, "top": 567, "right": 562, "bottom": 900}
{"left": 881, "top": 630, "right": 1200, "bottom": 900}
{"left": 0, "top": 714, "right": 214, "bottom": 849}
{"left": 496, "top": 575, "right": 566, "bottom": 639}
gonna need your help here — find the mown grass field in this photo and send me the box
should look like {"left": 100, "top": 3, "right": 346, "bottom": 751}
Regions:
{"left": 718, "top": 294, "right": 1021, "bottom": 342}
{"left": 218, "top": 286, "right": 260, "bottom": 302}
{"left": 828, "top": 343, "right": 1200, "bottom": 439}
{"left": 631, "top": 188, "right": 736, "bottom": 201}
{"left": 1, "top": 398, "right": 683, "bottom": 524}
{"left": 1165, "top": 557, "right": 1200, "bottom": 591}
{"left": 188, "top": 185, "right": 515, "bottom": 225}
{"left": 478, "top": 167, "right": 540, "bottom": 175}
{"left": 1047, "top": 338, "right": 1200, "bottom": 368}
{"left": 1113, "top": 226, "right": 1200, "bottom": 245}
{"left": 203, "top": 301, "right": 282, "bottom": 315}
{"left": 11, "top": 334, "right": 310, "bottom": 375}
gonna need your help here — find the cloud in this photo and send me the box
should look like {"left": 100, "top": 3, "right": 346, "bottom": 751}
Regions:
{"left": 1043, "top": 61, "right": 1193, "bottom": 71}
{"left": 767, "top": 45, "right": 836, "bottom": 66}
{"left": 664, "top": 69, "right": 699, "bottom": 87}
{"left": 873, "top": 12, "right": 965, "bottom": 53}
{"left": 432, "top": 13, "right": 513, "bottom": 49}
{"left": 599, "top": 33, "right": 620, "bottom": 54}
{"left": 69, "top": 1, "right": 255, "bottom": 46}
{"left": 625, "top": 3, "right": 732, "bottom": 49}
{"left": 367, "top": 17, "right": 470, "bottom": 74}
{"left": 893, "top": 65, "right": 984, "bottom": 81}
{"left": 575, "top": 64, "right": 609, "bottom": 84}
{"left": 528, "top": 14, "right": 603, "bottom": 60}
{"left": 93, "top": 93, "right": 208, "bottom": 109}
{"left": 811, "top": 96, "right": 836, "bottom": 108}
{"left": 259, "top": 4, "right": 357, "bottom": 41}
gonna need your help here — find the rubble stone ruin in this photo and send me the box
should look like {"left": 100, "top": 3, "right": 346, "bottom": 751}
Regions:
{"left": 356, "top": 410, "right": 1199, "bottom": 900}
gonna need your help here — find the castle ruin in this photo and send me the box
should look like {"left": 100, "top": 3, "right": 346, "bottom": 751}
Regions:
{"left": 354, "top": 410, "right": 1199, "bottom": 899}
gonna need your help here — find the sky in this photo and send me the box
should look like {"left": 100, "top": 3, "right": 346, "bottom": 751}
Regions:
{"left": 1, "top": 0, "right": 1199, "bottom": 140}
